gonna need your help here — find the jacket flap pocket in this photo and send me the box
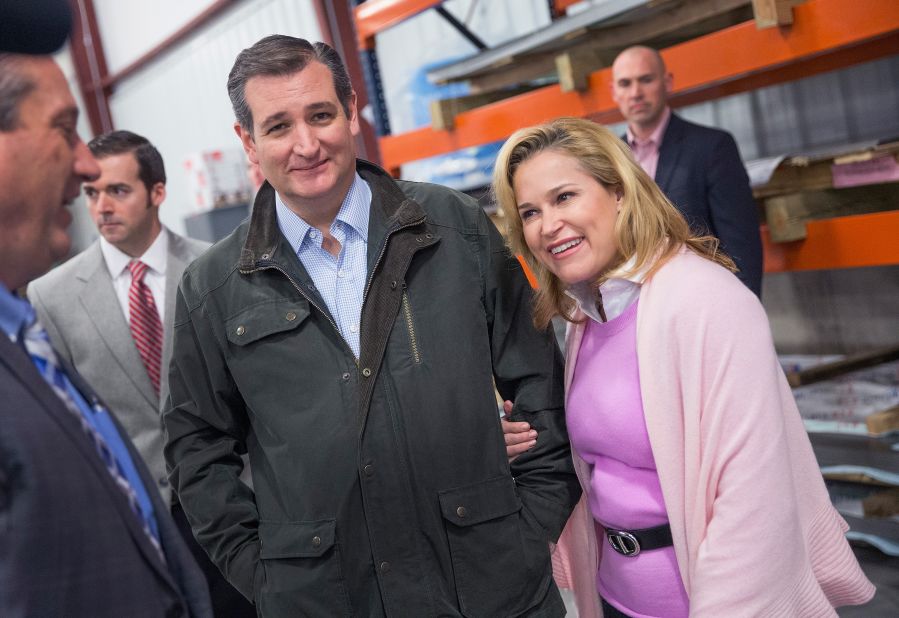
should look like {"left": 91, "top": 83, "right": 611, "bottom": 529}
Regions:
{"left": 225, "top": 301, "right": 309, "bottom": 346}
{"left": 438, "top": 475, "right": 521, "bottom": 527}
{"left": 258, "top": 519, "right": 336, "bottom": 559}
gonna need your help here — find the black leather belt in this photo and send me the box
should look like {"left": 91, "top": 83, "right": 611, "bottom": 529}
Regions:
{"left": 600, "top": 521, "right": 673, "bottom": 557}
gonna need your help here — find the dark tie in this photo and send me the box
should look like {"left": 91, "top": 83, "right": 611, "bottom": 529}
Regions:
{"left": 128, "top": 260, "right": 163, "bottom": 394}
{"left": 20, "top": 318, "right": 164, "bottom": 559}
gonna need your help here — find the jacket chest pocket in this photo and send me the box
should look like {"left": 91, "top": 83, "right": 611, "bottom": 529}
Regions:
{"left": 256, "top": 519, "right": 353, "bottom": 616}
{"left": 224, "top": 301, "right": 314, "bottom": 400}
{"left": 225, "top": 301, "right": 310, "bottom": 347}
{"left": 438, "top": 476, "right": 553, "bottom": 617}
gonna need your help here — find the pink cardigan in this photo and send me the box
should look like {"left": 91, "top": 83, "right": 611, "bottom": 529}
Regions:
{"left": 552, "top": 249, "right": 874, "bottom": 617}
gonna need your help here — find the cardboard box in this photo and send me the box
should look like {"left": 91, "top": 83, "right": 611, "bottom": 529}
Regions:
{"left": 184, "top": 148, "right": 253, "bottom": 212}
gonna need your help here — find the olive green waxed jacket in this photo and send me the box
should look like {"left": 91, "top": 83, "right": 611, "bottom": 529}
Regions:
{"left": 164, "top": 160, "right": 580, "bottom": 617}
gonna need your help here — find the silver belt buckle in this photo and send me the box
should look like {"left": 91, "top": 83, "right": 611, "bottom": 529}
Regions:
{"left": 606, "top": 529, "right": 641, "bottom": 557}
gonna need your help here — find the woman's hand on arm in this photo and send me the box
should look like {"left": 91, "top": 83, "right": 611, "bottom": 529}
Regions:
{"left": 501, "top": 400, "right": 538, "bottom": 461}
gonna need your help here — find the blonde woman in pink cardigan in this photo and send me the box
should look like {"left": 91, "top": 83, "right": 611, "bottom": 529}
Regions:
{"left": 493, "top": 117, "right": 874, "bottom": 617}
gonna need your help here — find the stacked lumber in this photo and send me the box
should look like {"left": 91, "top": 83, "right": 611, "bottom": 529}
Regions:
{"left": 800, "top": 358, "right": 899, "bottom": 556}
{"left": 782, "top": 347, "right": 899, "bottom": 436}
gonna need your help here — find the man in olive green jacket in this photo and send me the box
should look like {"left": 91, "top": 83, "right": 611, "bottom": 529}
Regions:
{"left": 164, "top": 35, "right": 579, "bottom": 617}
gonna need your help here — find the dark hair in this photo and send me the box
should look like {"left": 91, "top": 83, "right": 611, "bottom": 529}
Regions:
{"left": 227, "top": 35, "right": 353, "bottom": 134}
{"left": 0, "top": 54, "right": 37, "bottom": 131}
{"left": 88, "top": 130, "right": 166, "bottom": 193}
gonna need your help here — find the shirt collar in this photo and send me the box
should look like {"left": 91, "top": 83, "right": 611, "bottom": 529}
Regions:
{"left": 626, "top": 106, "right": 671, "bottom": 147}
{"left": 275, "top": 172, "right": 372, "bottom": 255}
{"left": 566, "top": 255, "right": 646, "bottom": 323}
{"left": 0, "top": 281, "right": 35, "bottom": 342}
{"left": 100, "top": 227, "right": 168, "bottom": 280}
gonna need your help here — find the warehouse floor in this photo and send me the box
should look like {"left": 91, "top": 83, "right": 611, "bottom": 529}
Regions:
{"left": 839, "top": 546, "right": 899, "bottom": 616}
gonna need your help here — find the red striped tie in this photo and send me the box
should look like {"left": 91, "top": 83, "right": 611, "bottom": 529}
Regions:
{"left": 128, "top": 260, "right": 163, "bottom": 394}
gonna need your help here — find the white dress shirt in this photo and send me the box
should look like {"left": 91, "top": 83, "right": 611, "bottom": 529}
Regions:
{"left": 100, "top": 228, "right": 168, "bottom": 324}
{"left": 566, "top": 255, "right": 645, "bottom": 323}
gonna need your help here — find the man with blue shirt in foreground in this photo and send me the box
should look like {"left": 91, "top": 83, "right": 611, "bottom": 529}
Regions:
{"left": 163, "top": 35, "right": 579, "bottom": 616}
{"left": 0, "top": 52, "right": 211, "bottom": 617}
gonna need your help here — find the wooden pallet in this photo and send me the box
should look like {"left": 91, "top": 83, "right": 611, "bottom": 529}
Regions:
{"left": 755, "top": 142, "right": 899, "bottom": 242}
{"left": 785, "top": 345, "right": 899, "bottom": 388}
{"left": 425, "top": 0, "right": 806, "bottom": 129}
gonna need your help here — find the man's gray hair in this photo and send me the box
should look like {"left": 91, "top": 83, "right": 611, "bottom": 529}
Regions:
{"left": 0, "top": 54, "right": 37, "bottom": 131}
{"left": 227, "top": 35, "right": 353, "bottom": 135}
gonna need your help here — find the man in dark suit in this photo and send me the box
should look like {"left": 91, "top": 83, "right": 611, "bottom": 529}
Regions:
{"left": 611, "top": 45, "right": 763, "bottom": 296}
{"left": 0, "top": 52, "right": 211, "bottom": 617}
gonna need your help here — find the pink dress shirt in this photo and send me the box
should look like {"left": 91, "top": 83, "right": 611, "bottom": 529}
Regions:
{"left": 626, "top": 107, "right": 671, "bottom": 180}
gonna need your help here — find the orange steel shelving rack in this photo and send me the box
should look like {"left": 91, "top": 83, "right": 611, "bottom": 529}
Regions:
{"left": 353, "top": 0, "right": 899, "bottom": 273}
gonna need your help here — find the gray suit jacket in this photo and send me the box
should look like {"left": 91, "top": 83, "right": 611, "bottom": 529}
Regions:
{"left": 28, "top": 229, "right": 209, "bottom": 504}
{"left": 0, "top": 333, "right": 212, "bottom": 617}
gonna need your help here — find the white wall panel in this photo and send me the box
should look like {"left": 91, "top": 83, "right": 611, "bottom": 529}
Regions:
{"left": 107, "top": 0, "right": 321, "bottom": 235}
{"left": 54, "top": 46, "right": 102, "bottom": 253}
{"left": 92, "top": 0, "right": 218, "bottom": 75}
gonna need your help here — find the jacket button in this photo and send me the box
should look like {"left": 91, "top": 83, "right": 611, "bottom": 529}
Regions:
{"left": 456, "top": 506, "right": 467, "bottom": 518}
{"left": 236, "top": 325, "right": 245, "bottom": 336}
{"left": 379, "top": 561, "right": 390, "bottom": 573}
{"left": 286, "top": 311, "right": 297, "bottom": 321}
{"left": 342, "top": 372, "right": 351, "bottom": 381}
{"left": 312, "top": 535, "right": 321, "bottom": 548}
{"left": 390, "top": 280, "right": 397, "bottom": 289}
{"left": 415, "top": 237, "right": 422, "bottom": 243}
{"left": 261, "top": 253, "right": 270, "bottom": 260}
{"left": 363, "top": 464, "right": 374, "bottom": 477}
{"left": 361, "top": 367, "right": 372, "bottom": 378}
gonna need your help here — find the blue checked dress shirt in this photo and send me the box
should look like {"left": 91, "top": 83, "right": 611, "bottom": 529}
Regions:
{"left": 0, "top": 283, "right": 163, "bottom": 558}
{"left": 275, "top": 173, "right": 372, "bottom": 358}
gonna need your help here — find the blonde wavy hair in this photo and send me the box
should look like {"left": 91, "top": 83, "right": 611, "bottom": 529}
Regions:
{"left": 492, "top": 117, "right": 735, "bottom": 329}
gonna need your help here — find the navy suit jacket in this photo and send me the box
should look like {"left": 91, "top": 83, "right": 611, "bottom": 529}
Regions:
{"left": 651, "top": 113, "right": 763, "bottom": 296}
{"left": 0, "top": 334, "right": 212, "bottom": 617}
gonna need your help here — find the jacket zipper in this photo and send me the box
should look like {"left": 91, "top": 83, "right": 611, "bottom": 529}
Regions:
{"left": 354, "top": 215, "right": 427, "bottom": 438}
{"left": 400, "top": 288, "right": 421, "bottom": 364}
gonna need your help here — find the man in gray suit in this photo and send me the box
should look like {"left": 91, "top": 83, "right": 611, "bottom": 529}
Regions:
{"left": 28, "top": 130, "right": 253, "bottom": 617}
{"left": 29, "top": 130, "right": 205, "bottom": 504}
{"left": 0, "top": 53, "right": 211, "bottom": 616}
